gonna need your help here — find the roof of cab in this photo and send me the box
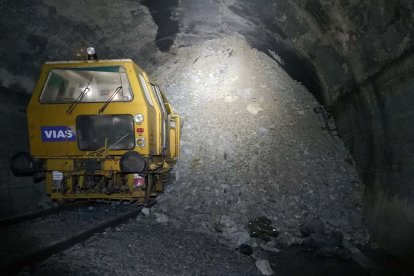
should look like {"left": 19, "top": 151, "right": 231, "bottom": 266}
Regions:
{"left": 42, "top": 59, "right": 147, "bottom": 77}
{"left": 45, "top": 59, "right": 134, "bottom": 64}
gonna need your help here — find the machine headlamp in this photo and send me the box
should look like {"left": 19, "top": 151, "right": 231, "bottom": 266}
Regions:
{"left": 134, "top": 113, "right": 144, "bottom": 124}
{"left": 86, "top": 47, "right": 97, "bottom": 60}
{"left": 86, "top": 47, "right": 96, "bottom": 55}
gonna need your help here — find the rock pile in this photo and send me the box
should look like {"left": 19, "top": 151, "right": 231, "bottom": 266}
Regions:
{"left": 151, "top": 36, "right": 368, "bottom": 249}
{"left": 300, "top": 216, "right": 352, "bottom": 259}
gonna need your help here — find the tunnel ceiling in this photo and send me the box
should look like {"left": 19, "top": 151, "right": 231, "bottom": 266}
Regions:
{"left": 1, "top": 0, "right": 414, "bottom": 260}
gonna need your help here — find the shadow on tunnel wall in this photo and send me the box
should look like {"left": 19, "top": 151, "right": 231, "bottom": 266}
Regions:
{"left": 333, "top": 50, "right": 414, "bottom": 261}
{"left": 0, "top": 86, "right": 45, "bottom": 217}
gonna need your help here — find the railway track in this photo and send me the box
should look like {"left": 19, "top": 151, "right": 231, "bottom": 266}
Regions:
{"left": 0, "top": 203, "right": 143, "bottom": 275}
{"left": 0, "top": 202, "right": 90, "bottom": 228}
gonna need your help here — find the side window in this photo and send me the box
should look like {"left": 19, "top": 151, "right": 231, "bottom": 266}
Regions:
{"left": 138, "top": 74, "right": 154, "bottom": 107}
{"left": 151, "top": 85, "right": 167, "bottom": 116}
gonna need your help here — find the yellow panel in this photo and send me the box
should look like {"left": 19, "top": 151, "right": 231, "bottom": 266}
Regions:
{"left": 46, "top": 159, "right": 74, "bottom": 171}
{"left": 102, "top": 159, "right": 121, "bottom": 171}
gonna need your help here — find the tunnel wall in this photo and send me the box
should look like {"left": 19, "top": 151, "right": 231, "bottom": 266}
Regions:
{"left": 262, "top": 0, "right": 414, "bottom": 259}
{"left": 300, "top": 1, "right": 414, "bottom": 260}
{"left": 334, "top": 52, "right": 414, "bottom": 259}
{"left": 0, "top": 87, "right": 47, "bottom": 216}
{"left": 228, "top": 0, "right": 414, "bottom": 258}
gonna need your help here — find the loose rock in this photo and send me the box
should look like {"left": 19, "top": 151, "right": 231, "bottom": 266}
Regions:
{"left": 155, "top": 213, "right": 169, "bottom": 224}
{"left": 227, "top": 231, "right": 251, "bottom": 247}
{"left": 248, "top": 217, "right": 279, "bottom": 241}
{"left": 300, "top": 217, "right": 325, "bottom": 237}
{"left": 255, "top": 259, "right": 274, "bottom": 276}
{"left": 260, "top": 243, "right": 280, "bottom": 254}
{"left": 239, "top": 243, "right": 253, "bottom": 255}
{"left": 141, "top": 207, "right": 151, "bottom": 216}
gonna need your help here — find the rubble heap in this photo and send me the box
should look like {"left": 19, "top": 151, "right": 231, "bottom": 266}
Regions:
{"left": 151, "top": 36, "right": 368, "bottom": 248}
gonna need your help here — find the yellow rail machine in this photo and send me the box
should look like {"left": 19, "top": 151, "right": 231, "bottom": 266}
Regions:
{"left": 10, "top": 47, "right": 180, "bottom": 204}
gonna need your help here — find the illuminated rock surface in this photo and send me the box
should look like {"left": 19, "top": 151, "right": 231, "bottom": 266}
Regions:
{"left": 152, "top": 36, "right": 367, "bottom": 246}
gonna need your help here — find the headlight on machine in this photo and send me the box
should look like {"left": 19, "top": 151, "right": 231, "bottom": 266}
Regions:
{"left": 134, "top": 113, "right": 144, "bottom": 124}
{"left": 86, "top": 46, "right": 97, "bottom": 60}
{"left": 86, "top": 47, "right": 96, "bottom": 55}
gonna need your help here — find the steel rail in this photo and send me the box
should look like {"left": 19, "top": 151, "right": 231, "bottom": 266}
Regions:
{"left": 1, "top": 206, "right": 143, "bottom": 275}
{"left": 0, "top": 202, "right": 90, "bottom": 228}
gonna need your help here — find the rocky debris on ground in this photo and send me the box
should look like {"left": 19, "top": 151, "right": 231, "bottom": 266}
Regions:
{"left": 240, "top": 243, "right": 253, "bottom": 255}
{"left": 251, "top": 249, "right": 267, "bottom": 261}
{"left": 141, "top": 207, "right": 151, "bottom": 216}
{"left": 248, "top": 216, "right": 279, "bottom": 241}
{"left": 227, "top": 230, "right": 251, "bottom": 247}
{"left": 235, "top": 217, "right": 282, "bottom": 274}
{"left": 0, "top": 204, "right": 135, "bottom": 269}
{"left": 155, "top": 212, "right": 169, "bottom": 224}
{"left": 260, "top": 243, "right": 281, "bottom": 254}
{"left": 300, "top": 216, "right": 352, "bottom": 259}
{"left": 31, "top": 213, "right": 260, "bottom": 276}
{"left": 300, "top": 216, "right": 325, "bottom": 237}
{"left": 151, "top": 35, "right": 368, "bottom": 250}
{"left": 235, "top": 215, "right": 355, "bottom": 274}
{"left": 255, "top": 259, "right": 274, "bottom": 276}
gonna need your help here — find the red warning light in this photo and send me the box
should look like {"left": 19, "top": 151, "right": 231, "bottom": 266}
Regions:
{"left": 136, "top": 128, "right": 144, "bottom": 135}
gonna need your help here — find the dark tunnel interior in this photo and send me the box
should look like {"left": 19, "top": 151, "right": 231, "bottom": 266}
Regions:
{"left": 0, "top": 0, "right": 413, "bottom": 274}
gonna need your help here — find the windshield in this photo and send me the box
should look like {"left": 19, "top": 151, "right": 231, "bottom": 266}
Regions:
{"left": 39, "top": 66, "right": 133, "bottom": 103}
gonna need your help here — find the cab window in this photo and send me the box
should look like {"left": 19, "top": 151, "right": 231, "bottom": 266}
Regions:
{"left": 39, "top": 66, "right": 132, "bottom": 103}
